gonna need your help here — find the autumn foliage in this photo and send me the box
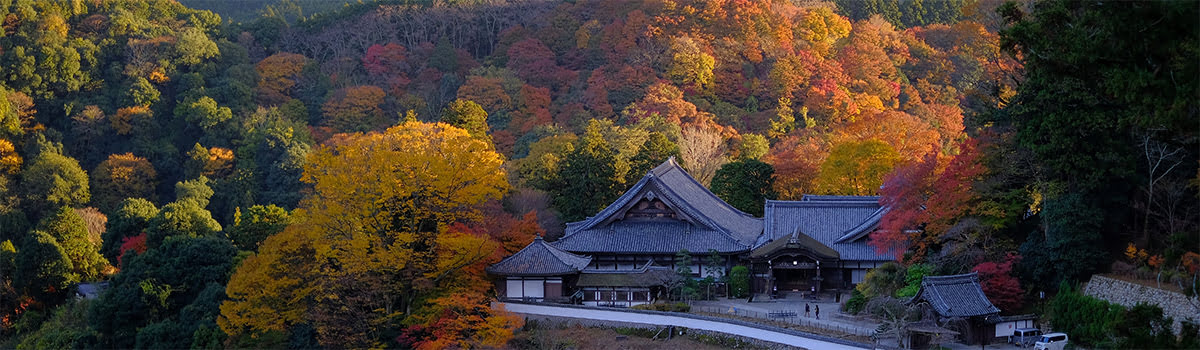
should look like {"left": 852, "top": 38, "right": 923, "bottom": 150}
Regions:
{"left": 221, "top": 121, "right": 517, "bottom": 347}
{"left": 973, "top": 253, "right": 1024, "bottom": 312}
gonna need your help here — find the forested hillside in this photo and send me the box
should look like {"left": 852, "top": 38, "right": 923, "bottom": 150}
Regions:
{"left": 0, "top": 0, "right": 1194, "bottom": 348}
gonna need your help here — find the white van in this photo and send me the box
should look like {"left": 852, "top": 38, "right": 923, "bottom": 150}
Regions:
{"left": 1034, "top": 332, "right": 1068, "bottom": 350}
{"left": 1010, "top": 328, "right": 1042, "bottom": 347}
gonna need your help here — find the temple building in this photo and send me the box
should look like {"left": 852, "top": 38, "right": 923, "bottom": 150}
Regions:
{"left": 490, "top": 158, "right": 894, "bottom": 305}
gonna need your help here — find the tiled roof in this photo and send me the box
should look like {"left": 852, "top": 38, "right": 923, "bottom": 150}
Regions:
{"left": 486, "top": 237, "right": 592, "bottom": 276}
{"left": 646, "top": 158, "right": 763, "bottom": 245}
{"left": 758, "top": 195, "right": 893, "bottom": 261}
{"left": 556, "top": 158, "right": 760, "bottom": 254}
{"left": 576, "top": 265, "right": 678, "bottom": 287}
{"left": 750, "top": 228, "right": 840, "bottom": 260}
{"left": 555, "top": 219, "right": 749, "bottom": 254}
{"left": 910, "top": 272, "right": 1001, "bottom": 318}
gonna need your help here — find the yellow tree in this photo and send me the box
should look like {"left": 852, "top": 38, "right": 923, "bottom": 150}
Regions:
{"left": 221, "top": 121, "right": 512, "bottom": 347}
{"left": 815, "top": 139, "right": 900, "bottom": 195}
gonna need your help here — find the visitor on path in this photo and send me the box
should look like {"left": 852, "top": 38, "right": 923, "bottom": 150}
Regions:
{"left": 815, "top": 305, "right": 820, "bottom": 320}
{"left": 805, "top": 303, "right": 810, "bottom": 317}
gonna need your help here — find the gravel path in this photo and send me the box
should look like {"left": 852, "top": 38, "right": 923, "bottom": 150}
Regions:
{"left": 498, "top": 302, "right": 871, "bottom": 350}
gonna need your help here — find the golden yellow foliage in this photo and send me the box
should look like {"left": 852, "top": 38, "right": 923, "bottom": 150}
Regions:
{"left": 205, "top": 147, "right": 233, "bottom": 177}
{"left": 148, "top": 69, "right": 169, "bottom": 84}
{"left": 221, "top": 121, "right": 512, "bottom": 345}
{"left": 0, "top": 139, "right": 20, "bottom": 175}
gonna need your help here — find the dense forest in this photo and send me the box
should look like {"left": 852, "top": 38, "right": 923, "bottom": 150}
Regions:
{"left": 0, "top": 0, "right": 1194, "bottom": 348}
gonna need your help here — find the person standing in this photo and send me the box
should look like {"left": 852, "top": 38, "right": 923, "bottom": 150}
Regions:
{"left": 804, "top": 303, "right": 810, "bottom": 317}
{"left": 815, "top": 305, "right": 820, "bottom": 320}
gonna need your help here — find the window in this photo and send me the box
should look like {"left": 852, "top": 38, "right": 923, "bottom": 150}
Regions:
{"left": 506, "top": 279, "right": 523, "bottom": 298}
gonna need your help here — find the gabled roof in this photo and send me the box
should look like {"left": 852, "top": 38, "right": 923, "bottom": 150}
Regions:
{"left": 486, "top": 237, "right": 592, "bottom": 276}
{"left": 750, "top": 227, "right": 840, "bottom": 260}
{"left": 553, "top": 158, "right": 762, "bottom": 254}
{"left": 909, "top": 272, "right": 1001, "bottom": 318}
{"left": 758, "top": 195, "right": 892, "bottom": 261}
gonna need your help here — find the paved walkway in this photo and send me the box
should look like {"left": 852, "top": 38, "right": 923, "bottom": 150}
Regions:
{"left": 692, "top": 296, "right": 880, "bottom": 337}
{"left": 498, "top": 302, "right": 871, "bottom": 350}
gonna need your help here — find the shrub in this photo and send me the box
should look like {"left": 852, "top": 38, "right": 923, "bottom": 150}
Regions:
{"left": 843, "top": 289, "right": 868, "bottom": 314}
{"left": 1048, "top": 282, "right": 1123, "bottom": 347}
{"left": 631, "top": 302, "right": 691, "bottom": 312}
{"left": 729, "top": 265, "right": 750, "bottom": 298}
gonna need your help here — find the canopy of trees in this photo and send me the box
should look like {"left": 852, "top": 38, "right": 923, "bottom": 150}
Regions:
{"left": 0, "top": 0, "right": 1195, "bottom": 346}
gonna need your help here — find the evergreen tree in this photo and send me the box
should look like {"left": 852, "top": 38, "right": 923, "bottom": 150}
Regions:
{"left": 548, "top": 121, "right": 621, "bottom": 222}
{"left": 710, "top": 159, "right": 777, "bottom": 217}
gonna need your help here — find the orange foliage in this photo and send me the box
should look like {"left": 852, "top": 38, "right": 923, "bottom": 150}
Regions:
{"left": 457, "top": 76, "right": 512, "bottom": 114}
{"left": 839, "top": 110, "right": 941, "bottom": 162}
{"left": 509, "top": 85, "right": 551, "bottom": 134}
{"left": 766, "top": 133, "right": 830, "bottom": 199}
{"left": 92, "top": 152, "right": 158, "bottom": 211}
{"left": 205, "top": 147, "right": 234, "bottom": 177}
{"left": 256, "top": 52, "right": 309, "bottom": 106}
{"left": 111, "top": 106, "right": 152, "bottom": 135}
{"left": 322, "top": 86, "right": 387, "bottom": 133}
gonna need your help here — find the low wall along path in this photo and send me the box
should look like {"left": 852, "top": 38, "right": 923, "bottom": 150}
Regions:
{"left": 496, "top": 301, "right": 872, "bottom": 350}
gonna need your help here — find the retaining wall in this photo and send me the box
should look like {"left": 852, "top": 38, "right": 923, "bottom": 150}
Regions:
{"left": 1083, "top": 275, "right": 1200, "bottom": 334}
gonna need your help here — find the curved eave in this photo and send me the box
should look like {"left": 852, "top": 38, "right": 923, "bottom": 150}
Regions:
{"left": 749, "top": 232, "right": 840, "bottom": 260}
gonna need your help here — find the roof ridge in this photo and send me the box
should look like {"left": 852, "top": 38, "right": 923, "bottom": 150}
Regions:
{"left": 766, "top": 200, "right": 880, "bottom": 208}
{"left": 652, "top": 158, "right": 759, "bottom": 220}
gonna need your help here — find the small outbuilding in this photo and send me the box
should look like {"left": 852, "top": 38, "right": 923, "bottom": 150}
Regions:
{"left": 486, "top": 237, "right": 591, "bottom": 303}
{"left": 908, "top": 272, "right": 1001, "bottom": 345}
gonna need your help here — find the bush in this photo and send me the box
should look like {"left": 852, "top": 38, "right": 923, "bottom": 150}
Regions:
{"left": 729, "top": 265, "right": 750, "bottom": 298}
{"left": 843, "top": 289, "right": 868, "bottom": 314}
{"left": 1048, "top": 282, "right": 1123, "bottom": 347}
{"left": 631, "top": 302, "right": 691, "bottom": 312}
{"left": 1116, "top": 303, "right": 1175, "bottom": 349}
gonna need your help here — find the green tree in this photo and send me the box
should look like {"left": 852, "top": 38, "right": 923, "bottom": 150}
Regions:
{"left": 548, "top": 121, "right": 622, "bottom": 222}
{"left": 90, "top": 236, "right": 237, "bottom": 349}
{"left": 15, "top": 231, "right": 74, "bottom": 299}
{"left": 178, "top": 96, "right": 233, "bottom": 129}
{"left": 228, "top": 205, "right": 289, "bottom": 251}
{"left": 710, "top": 159, "right": 777, "bottom": 217}
{"left": 22, "top": 151, "right": 90, "bottom": 216}
{"left": 128, "top": 77, "right": 160, "bottom": 107}
{"left": 101, "top": 198, "right": 159, "bottom": 263}
{"left": 626, "top": 132, "right": 680, "bottom": 184}
{"left": 145, "top": 178, "right": 221, "bottom": 247}
{"left": 16, "top": 299, "right": 97, "bottom": 349}
{"left": 38, "top": 206, "right": 108, "bottom": 282}
{"left": 737, "top": 134, "right": 769, "bottom": 161}
{"left": 729, "top": 266, "right": 750, "bottom": 298}
{"left": 1000, "top": 0, "right": 1198, "bottom": 287}
{"left": 175, "top": 27, "right": 219, "bottom": 66}
{"left": 440, "top": 99, "right": 491, "bottom": 143}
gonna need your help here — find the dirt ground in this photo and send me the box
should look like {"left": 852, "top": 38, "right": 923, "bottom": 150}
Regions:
{"left": 507, "top": 322, "right": 788, "bottom": 350}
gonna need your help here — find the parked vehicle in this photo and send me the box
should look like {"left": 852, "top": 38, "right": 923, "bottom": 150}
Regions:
{"left": 1034, "top": 332, "right": 1069, "bottom": 350}
{"left": 1010, "top": 328, "right": 1042, "bottom": 348}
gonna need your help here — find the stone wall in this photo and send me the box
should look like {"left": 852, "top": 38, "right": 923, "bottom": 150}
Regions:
{"left": 1083, "top": 275, "right": 1200, "bottom": 334}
